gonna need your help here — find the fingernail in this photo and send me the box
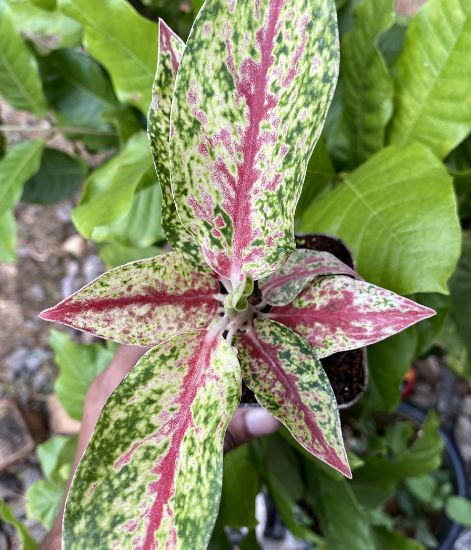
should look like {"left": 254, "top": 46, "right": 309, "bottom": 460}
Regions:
{"left": 245, "top": 408, "right": 279, "bottom": 437}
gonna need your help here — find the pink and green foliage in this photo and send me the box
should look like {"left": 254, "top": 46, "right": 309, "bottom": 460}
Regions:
{"left": 40, "top": 1, "right": 435, "bottom": 547}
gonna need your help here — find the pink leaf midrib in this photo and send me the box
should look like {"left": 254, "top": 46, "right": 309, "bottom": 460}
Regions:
{"left": 242, "top": 328, "right": 350, "bottom": 476}
{"left": 228, "top": 0, "right": 285, "bottom": 282}
{"left": 40, "top": 287, "right": 218, "bottom": 322}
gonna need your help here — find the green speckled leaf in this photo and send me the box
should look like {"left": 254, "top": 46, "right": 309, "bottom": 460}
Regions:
{"left": 236, "top": 319, "right": 350, "bottom": 477}
{"left": 148, "top": 20, "right": 203, "bottom": 266}
{"left": 269, "top": 275, "right": 434, "bottom": 358}
{"left": 40, "top": 252, "right": 220, "bottom": 346}
{"left": 259, "top": 248, "right": 358, "bottom": 306}
{"left": 170, "top": 0, "right": 339, "bottom": 284}
{"left": 63, "top": 330, "right": 241, "bottom": 549}
{"left": 389, "top": 0, "right": 471, "bottom": 158}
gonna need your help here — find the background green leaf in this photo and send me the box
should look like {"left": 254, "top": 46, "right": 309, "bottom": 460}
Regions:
{"left": 21, "top": 148, "right": 85, "bottom": 205}
{"left": 91, "top": 171, "right": 165, "bottom": 246}
{"left": 341, "top": 0, "right": 394, "bottom": 166}
{"left": 389, "top": 0, "right": 471, "bottom": 158}
{"left": 449, "top": 235, "right": 471, "bottom": 358}
{"left": 0, "top": 210, "right": 16, "bottom": 262}
{"left": 71, "top": 132, "right": 153, "bottom": 239}
{"left": 50, "top": 330, "right": 114, "bottom": 420}
{"left": 218, "top": 444, "right": 260, "bottom": 528}
{"left": 37, "top": 48, "right": 127, "bottom": 149}
{"left": 0, "top": 500, "right": 38, "bottom": 550}
{"left": 0, "top": 140, "right": 44, "bottom": 211}
{"left": 300, "top": 144, "right": 461, "bottom": 295}
{"left": 367, "top": 329, "right": 417, "bottom": 412}
{"left": 445, "top": 495, "right": 471, "bottom": 527}
{"left": 6, "top": 0, "right": 81, "bottom": 52}
{"left": 0, "top": 0, "right": 47, "bottom": 114}
{"left": 59, "top": 0, "right": 157, "bottom": 112}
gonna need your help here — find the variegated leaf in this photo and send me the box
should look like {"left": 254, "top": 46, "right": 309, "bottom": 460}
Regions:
{"left": 148, "top": 20, "right": 203, "bottom": 266}
{"left": 236, "top": 319, "right": 350, "bottom": 477}
{"left": 170, "top": 0, "right": 339, "bottom": 284}
{"left": 40, "top": 252, "right": 220, "bottom": 346}
{"left": 269, "top": 275, "right": 435, "bottom": 358}
{"left": 259, "top": 248, "right": 358, "bottom": 306}
{"left": 63, "top": 330, "right": 241, "bottom": 549}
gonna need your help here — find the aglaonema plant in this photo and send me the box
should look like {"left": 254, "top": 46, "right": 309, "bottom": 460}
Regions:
{"left": 39, "top": 0, "right": 434, "bottom": 547}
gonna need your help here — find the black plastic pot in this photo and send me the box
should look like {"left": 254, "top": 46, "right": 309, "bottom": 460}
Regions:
{"left": 398, "top": 401, "right": 470, "bottom": 550}
{"left": 295, "top": 233, "right": 368, "bottom": 409}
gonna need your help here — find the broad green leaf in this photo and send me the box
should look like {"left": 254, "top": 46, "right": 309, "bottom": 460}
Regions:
{"left": 0, "top": 140, "right": 44, "bottom": 211}
{"left": 41, "top": 252, "right": 220, "bottom": 346}
{"left": 254, "top": 434, "right": 319, "bottom": 541}
{"left": 352, "top": 412, "right": 444, "bottom": 488}
{"left": 439, "top": 315, "right": 471, "bottom": 379}
{"left": 341, "top": 0, "right": 394, "bottom": 165}
{"left": 148, "top": 20, "right": 203, "bottom": 266}
{"left": 37, "top": 48, "right": 125, "bottom": 148}
{"left": 445, "top": 496, "right": 471, "bottom": 527}
{"left": 64, "top": 330, "right": 241, "bottom": 548}
{"left": 295, "top": 138, "right": 335, "bottom": 220}
{"left": 0, "top": 500, "right": 38, "bottom": 550}
{"left": 259, "top": 248, "right": 357, "bottom": 306}
{"left": 98, "top": 242, "right": 163, "bottom": 268}
{"left": 31, "top": 0, "right": 55, "bottom": 8}
{"left": 50, "top": 330, "right": 114, "bottom": 420}
{"left": 219, "top": 444, "right": 260, "bottom": 528}
{"left": 170, "top": 0, "right": 339, "bottom": 283}
{"left": 36, "top": 434, "right": 76, "bottom": 480}
{"left": 59, "top": 0, "right": 157, "bottom": 112}
{"left": 449, "top": 236, "right": 471, "bottom": 358}
{"left": 26, "top": 478, "right": 65, "bottom": 529}
{"left": 21, "top": 148, "right": 85, "bottom": 205}
{"left": 0, "top": 0, "right": 46, "bottom": 114}
{"left": 0, "top": 210, "right": 16, "bottom": 262}
{"left": 372, "top": 527, "right": 426, "bottom": 550}
{"left": 7, "top": 0, "right": 81, "bottom": 51}
{"left": 92, "top": 181, "right": 165, "bottom": 246}
{"left": 367, "top": 328, "right": 417, "bottom": 411}
{"left": 305, "top": 461, "right": 375, "bottom": 550}
{"left": 389, "top": 0, "right": 471, "bottom": 158}
{"left": 300, "top": 144, "right": 461, "bottom": 295}
{"left": 71, "top": 133, "right": 152, "bottom": 238}
{"left": 236, "top": 319, "right": 351, "bottom": 478}
{"left": 404, "top": 475, "right": 437, "bottom": 503}
{"left": 0, "top": 140, "right": 43, "bottom": 261}
{"left": 269, "top": 275, "right": 433, "bottom": 358}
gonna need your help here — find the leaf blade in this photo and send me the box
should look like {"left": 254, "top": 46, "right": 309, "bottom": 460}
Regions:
{"left": 389, "top": 0, "right": 471, "bottom": 158}
{"left": 148, "top": 19, "right": 203, "bottom": 265}
{"left": 300, "top": 144, "right": 461, "bottom": 295}
{"left": 259, "top": 248, "right": 358, "bottom": 306}
{"left": 50, "top": 330, "right": 114, "bottom": 420}
{"left": 236, "top": 319, "right": 351, "bottom": 477}
{"left": 59, "top": 0, "right": 157, "bottom": 112}
{"left": 63, "top": 330, "right": 241, "bottom": 548}
{"left": 269, "top": 275, "right": 434, "bottom": 358}
{"left": 170, "top": 0, "right": 339, "bottom": 283}
{"left": 0, "top": 0, "right": 47, "bottom": 115}
{"left": 341, "top": 0, "right": 394, "bottom": 165}
{"left": 40, "top": 252, "right": 220, "bottom": 346}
